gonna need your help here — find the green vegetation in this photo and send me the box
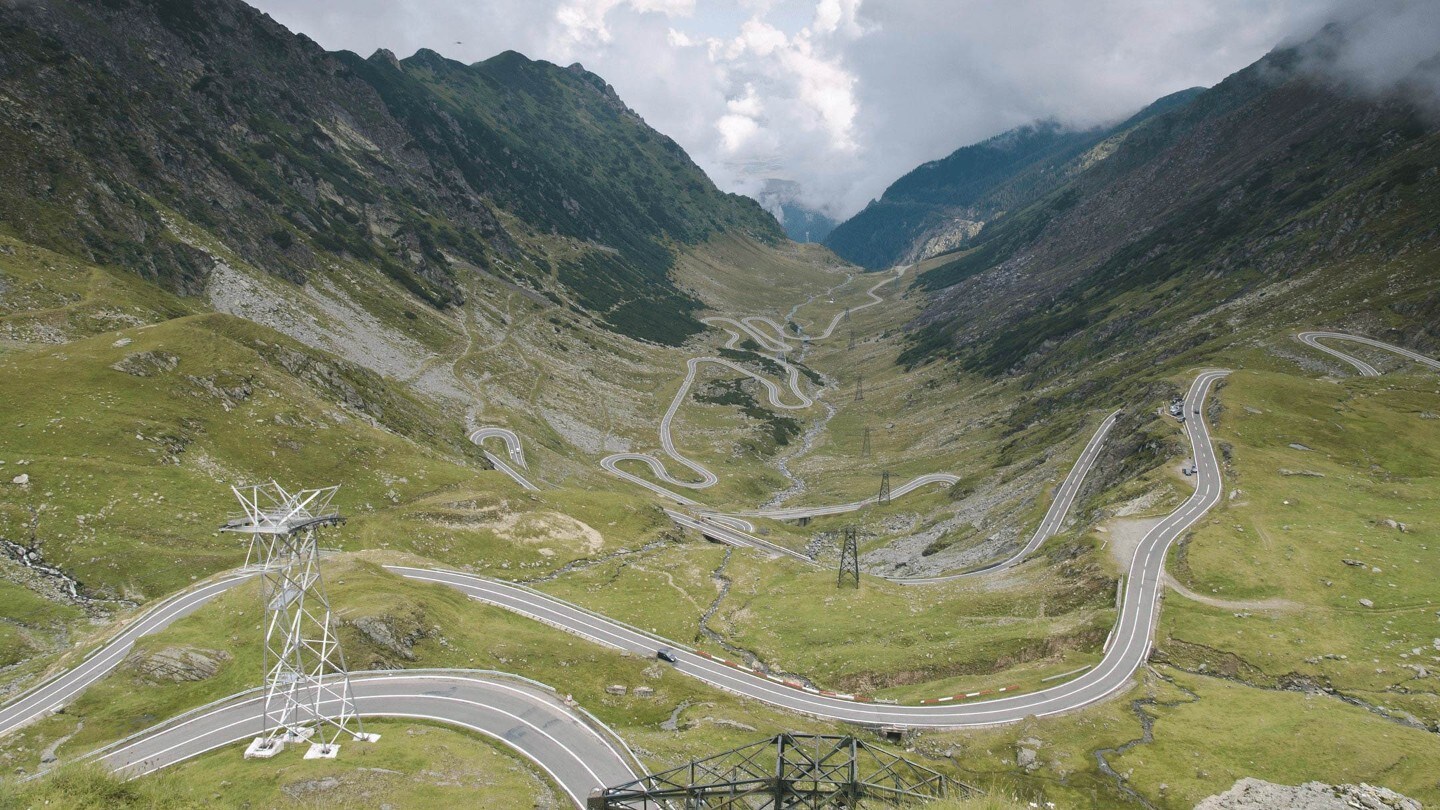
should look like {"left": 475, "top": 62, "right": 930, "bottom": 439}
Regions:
{"left": 825, "top": 89, "right": 1203, "bottom": 270}
{"left": 0, "top": 721, "right": 558, "bottom": 809}
{"left": 1158, "top": 368, "right": 1440, "bottom": 727}
{"left": 921, "top": 663, "right": 1440, "bottom": 809}
{"left": 0, "top": 1, "right": 781, "bottom": 346}
{"left": 692, "top": 378, "right": 802, "bottom": 450}
{"left": 898, "top": 48, "right": 1440, "bottom": 379}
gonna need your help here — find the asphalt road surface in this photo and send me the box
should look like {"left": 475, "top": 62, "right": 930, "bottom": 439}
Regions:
{"left": 469, "top": 427, "right": 540, "bottom": 491}
{"left": 0, "top": 573, "right": 250, "bottom": 739}
{"left": 88, "top": 672, "right": 637, "bottom": 807}
{"left": 1297, "top": 331, "right": 1440, "bottom": 377}
{"left": 14, "top": 329, "right": 1433, "bottom": 798}
{"left": 387, "top": 370, "right": 1229, "bottom": 728}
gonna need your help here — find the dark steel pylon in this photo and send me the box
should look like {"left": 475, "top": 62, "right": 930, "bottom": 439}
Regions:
{"left": 590, "top": 733, "right": 963, "bottom": 808}
{"left": 838, "top": 527, "right": 860, "bottom": 588}
{"left": 877, "top": 470, "right": 891, "bottom": 506}
{"left": 854, "top": 372, "right": 864, "bottom": 402}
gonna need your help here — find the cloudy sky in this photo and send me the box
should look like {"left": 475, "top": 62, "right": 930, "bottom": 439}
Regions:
{"left": 252, "top": 0, "right": 1375, "bottom": 220}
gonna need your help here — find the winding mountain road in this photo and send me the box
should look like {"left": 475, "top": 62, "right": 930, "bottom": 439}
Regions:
{"left": 469, "top": 427, "right": 540, "bottom": 492}
{"left": 680, "top": 409, "right": 1121, "bottom": 583}
{"left": 8, "top": 329, "right": 1433, "bottom": 804}
{"left": 0, "top": 573, "right": 252, "bottom": 740}
{"left": 599, "top": 266, "right": 904, "bottom": 502}
{"left": 87, "top": 672, "right": 638, "bottom": 807}
{"left": 389, "top": 368, "right": 1218, "bottom": 727}
{"left": 592, "top": 261, "right": 1120, "bottom": 579}
{"left": 1297, "top": 331, "right": 1440, "bottom": 377}
{"left": 0, "top": 374, "right": 1218, "bottom": 786}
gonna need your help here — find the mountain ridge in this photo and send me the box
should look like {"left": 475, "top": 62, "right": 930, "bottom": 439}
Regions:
{"left": 0, "top": 0, "right": 782, "bottom": 344}
{"left": 823, "top": 87, "right": 1205, "bottom": 269}
{"left": 897, "top": 32, "right": 1440, "bottom": 377}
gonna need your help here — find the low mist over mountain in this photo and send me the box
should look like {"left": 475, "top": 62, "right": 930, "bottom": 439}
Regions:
{"left": 835, "top": 20, "right": 1440, "bottom": 380}
{"left": 755, "top": 179, "right": 838, "bottom": 243}
{"left": 824, "top": 90, "right": 1202, "bottom": 270}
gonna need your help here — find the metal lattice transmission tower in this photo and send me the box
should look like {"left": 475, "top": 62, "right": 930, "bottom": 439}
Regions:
{"left": 223, "top": 483, "right": 379, "bottom": 760}
{"left": 860, "top": 425, "right": 871, "bottom": 458}
{"left": 877, "top": 471, "right": 891, "bottom": 506}
{"left": 591, "top": 733, "right": 961, "bottom": 808}
{"left": 838, "top": 527, "right": 860, "bottom": 589}
{"left": 854, "top": 372, "right": 864, "bottom": 402}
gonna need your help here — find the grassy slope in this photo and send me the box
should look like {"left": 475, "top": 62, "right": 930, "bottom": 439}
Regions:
{"left": 1158, "top": 364, "right": 1440, "bottom": 729}
{"left": 3, "top": 191, "right": 1438, "bottom": 809}
{"left": 0, "top": 558, "right": 847, "bottom": 797}
{"left": 0, "top": 234, "right": 687, "bottom": 697}
{"left": 536, "top": 542, "right": 1113, "bottom": 698}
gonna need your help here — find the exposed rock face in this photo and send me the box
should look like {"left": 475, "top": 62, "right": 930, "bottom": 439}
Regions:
{"left": 110, "top": 351, "right": 179, "bottom": 377}
{"left": 347, "top": 612, "right": 433, "bottom": 663}
{"left": 884, "top": 19, "right": 1440, "bottom": 379}
{"left": 0, "top": 0, "right": 781, "bottom": 344}
{"left": 1194, "top": 778, "right": 1421, "bottom": 810}
{"left": 125, "top": 646, "right": 230, "bottom": 683}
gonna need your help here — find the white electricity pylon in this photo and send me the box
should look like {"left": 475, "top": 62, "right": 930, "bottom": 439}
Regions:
{"left": 222, "top": 482, "right": 378, "bottom": 760}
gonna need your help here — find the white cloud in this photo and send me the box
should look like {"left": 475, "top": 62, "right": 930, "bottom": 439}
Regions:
{"left": 779, "top": 34, "right": 858, "bottom": 152}
{"left": 728, "top": 83, "right": 764, "bottom": 118}
{"left": 717, "top": 112, "right": 762, "bottom": 151}
{"left": 812, "top": 0, "right": 865, "bottom": 38}
{"left": 734, "top": 18, "right": 788, "bottom": 57}
{"left": 555, "top": 0, "right": 695, "bottom": 49}
{"left": 249, "top": 0, "right": 1395, "bottom": 220}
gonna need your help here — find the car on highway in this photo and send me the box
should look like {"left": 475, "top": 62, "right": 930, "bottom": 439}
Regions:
{"left": 656, "top": 648, "right": 678, "bottom": 663}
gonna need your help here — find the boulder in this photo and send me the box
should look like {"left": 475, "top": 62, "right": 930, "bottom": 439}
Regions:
{"left": 125, "top": 646, "right": 230, "bottom": 683}
{"left": 1015, "top": 740, "right": 1041, "bottom": 773}
{"left": 1359, "top": 598, "right": 1375, "bottom": 608}
{"left": 110, "top": 350, "right": 179, "bottom": 377}
{"left": 606, "top": 684, "right": 627, "bottom": 696}
{"left": 1195, "top": 777, "right": 1420, "bottom": 809}
{"left": 347, "top": 612, "right": 431, "bottom": 661}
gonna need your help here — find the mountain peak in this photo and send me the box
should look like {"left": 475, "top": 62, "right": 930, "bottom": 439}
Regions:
{"left": 368, "top": 48, "right": 400, "bottom": 69}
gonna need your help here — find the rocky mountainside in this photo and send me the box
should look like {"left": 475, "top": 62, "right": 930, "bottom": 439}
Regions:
{"left": 895, "top": 24, "right": 1440, "bottom": 380}
{"left": 0, "top": 0, "right": 781, "bottom": 345}
{"left": 1195, "top": 778, "right": 1421, "bottom": 810}
{"left": 823, "top": 89, "right": 1202, "bottom": 269}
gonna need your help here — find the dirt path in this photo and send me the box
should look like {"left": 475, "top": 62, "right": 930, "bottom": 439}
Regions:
{"left": 1162, "top": 574, "right": 1300, "bottom": 613}
{"left": 1101, "top": 515, "right": 1299, "bottom": 613}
